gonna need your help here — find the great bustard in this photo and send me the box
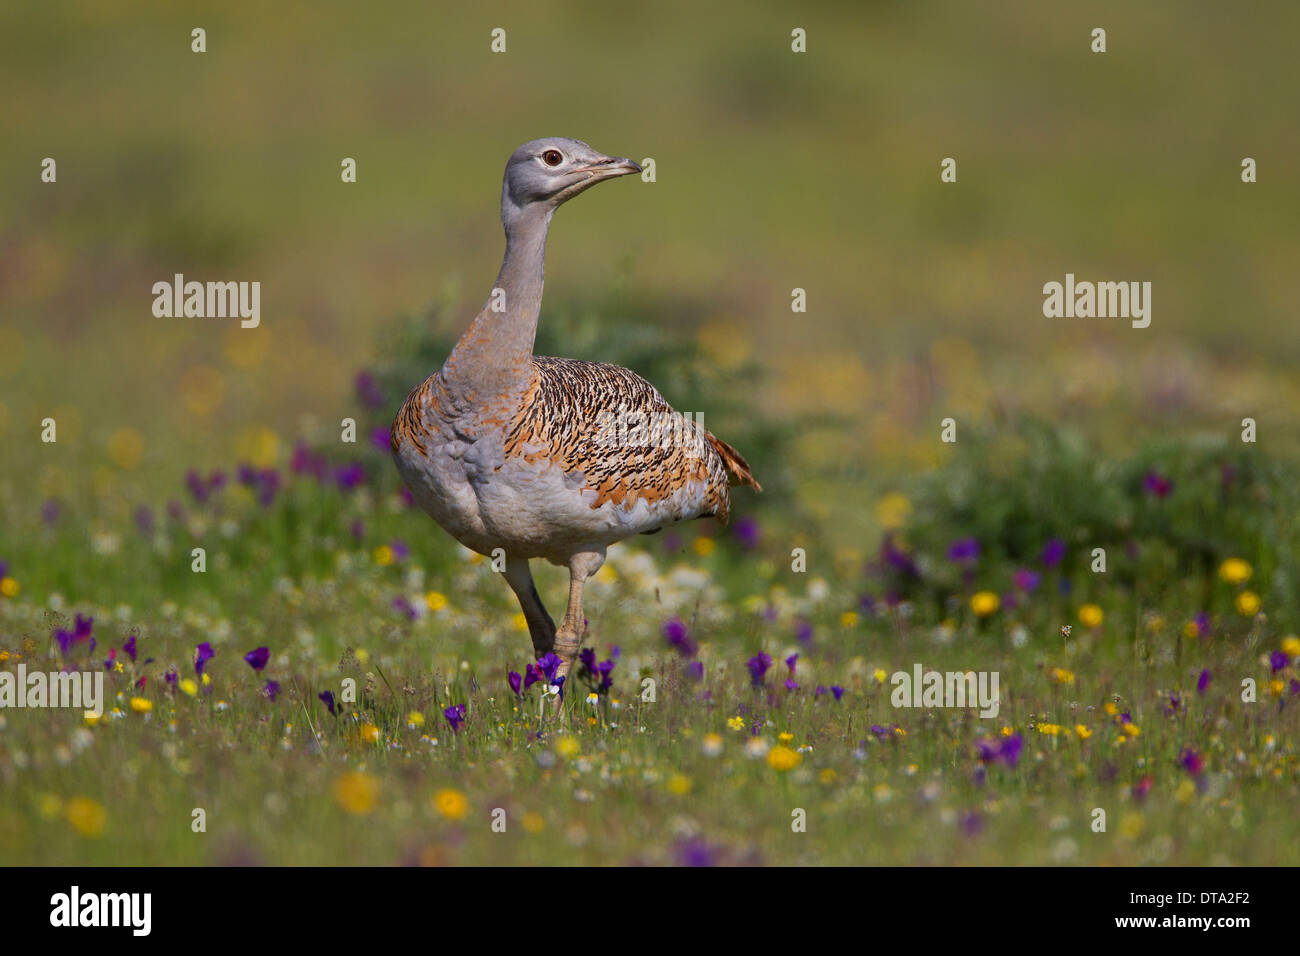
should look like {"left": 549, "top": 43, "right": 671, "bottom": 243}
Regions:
{"left": 391, "top": 137, "right": 760, "bottom": 685}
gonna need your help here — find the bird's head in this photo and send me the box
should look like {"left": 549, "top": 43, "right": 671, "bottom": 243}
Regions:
{"left": 501, "top": 137, "right": 640, "bottom": 227}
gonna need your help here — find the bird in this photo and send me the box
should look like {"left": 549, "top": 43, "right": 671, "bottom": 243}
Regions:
{"left": 391, "top": 137, "right": 760, "bottom": 686}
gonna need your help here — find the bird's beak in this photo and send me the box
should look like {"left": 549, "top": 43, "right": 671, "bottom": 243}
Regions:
{"left": 575, "top": 157, "right": 642, "bottom": 178}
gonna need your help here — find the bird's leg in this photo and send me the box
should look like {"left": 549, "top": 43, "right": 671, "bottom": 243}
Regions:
{"left": 502, "top": 558, "right": 556, "bottom": 657}
{"left": 553, "top": 550, "right": 606, "bottom": 686}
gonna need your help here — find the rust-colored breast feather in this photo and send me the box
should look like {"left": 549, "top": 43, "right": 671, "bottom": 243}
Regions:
{"left": 391, "top": 376, "right": 435, "bottom": 456}
{"left": 504, "top": 357, "right": 758, "bottom": 523}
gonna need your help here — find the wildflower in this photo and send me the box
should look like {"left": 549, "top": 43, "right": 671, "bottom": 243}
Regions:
{"left": 1122, "top": 722, "right": 1141, "bottom": 737}
{"left": 194, "top": 641, "right": 214, "bottom": 675}
{"left": 1050, "top": 667, "right": 1075, "bottom": 685}
{"left": 831, "top": 685, "right": 844, "bottom": 701}
{"left": 1281, "top": 636, "right": 1300, "bottom": 661}
{"left": 179, "top": 678, "right": 198, "bottom": 697}
{"left": 433, "top": 788, "right": 468, "bottom": 819}
{"left": 1218, "top": 558, "right": 1252, "bottom": 585}
{"left": 1235, "top": 591, "right": 1260, "bottom": 616}
{"left": 1197, "top": 669, "right": 1211, "bottom": 694}
{"left": 334, "top": 772, "right": 378, "bottom": 815}
{"left": 263, "top": 680, "right": 280, "bottom": 701}
{"left": 554, "top": 736, "right": 580, "bottom": 759}
{"left": 947, "top": 538, "right": 980, "bottom": 563}
{"left": 129, "top": 697, "right": 152, "bottom": 714}
{"left": 373, "top": 545, "right": 395, "bottom": 566}
{"left": 701, "top": 733, "right": 723, "bottom": 756}
{"left": 535, "top": 653, "right": 562, "bottom": 683}
{"left": 778, "top": 731, "right": 794, "bottom": 744}
{"left": 1076, "top": 724, "right": 1093, "bottom": 739}
{"left": 1180, "top": 749, "right": 1205, "bottom": 776}
{"left": 65, "top": 797, "right": 107, "bottom": 837}
{"left": 1270, "top": 650, "right": 1289, "bottom": 673}
{"left": 970, "top": 591, "right": 999, "bottom": 617}
{"left": 0, "top": 576, "right": 18, "bottom": 598}
{"left": 767, "top": 745, "right": 801, "bottom": 771}
{"left": 1013, "top": 568, "right": 1041, "bottom": 592}
{"left": 732, "top": 515, "right": 761, "bottom": 550}
{"left": 522, "top": 812, "right": 545, "bottom": 833}
{"left": 361, "top": 723, "right": 381, "bottom": 743}
{"left": 727, "top": 716, "right": 745, "bottom": 731}
{"left": 746, "top": 652, "right": 772, "bottom": 687}
{"left": 976, "top": 733, "right": 1022, "bottom": 767}
{"left": 840, "top": 611, "right": 858, "bottom": 628}
{"left": 874, "top": 492, "right": 911, "bottom": 530}
{"left": 693, "top": 537, "right": 715, "bottom": 556}
{"left": 1078, "top": 604, "right": 1103, "bottom": 628}
{"left": 443, "top": 705, "right": 466, "bottom": 731}
{"left": 1142, "top": 471, "right": 1173, "bottom": 498}
{"left": 243, "top": 647, "right": 270, "bottom": 672}
{"left": 1041, "top": 538, "right": 1066, "bottom": 568}
{"left": 662, "top": 617, "right": 697, "bottom": 657}
{"left": 666, "top": 774, "right": 692, "bottom": 795}
{"left": 122, "top": 634, "right": 138, "bottom": 662}
{"left": 425, "top": 591, "right": 448, "bottom": 612}
{"left": 319, "top": 690, "right": 337, "bottom": 715}
{"left": 507, "top": 670, "right": 522, "bottom": 696}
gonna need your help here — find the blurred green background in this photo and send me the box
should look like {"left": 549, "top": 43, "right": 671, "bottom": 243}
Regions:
{"left": 2, "top": 0, "right": 1298, "bottom": 547}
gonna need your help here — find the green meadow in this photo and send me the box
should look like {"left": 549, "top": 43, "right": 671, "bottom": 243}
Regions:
{"left": 1, "top": 0, "right": 1297, "bottom": 864}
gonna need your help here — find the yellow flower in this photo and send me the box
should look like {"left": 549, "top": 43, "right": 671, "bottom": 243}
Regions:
{"left": 433, "top": 788, "right": 468, "bottom": 820}
{"left": 701, "top": 732, "right": 723, "bottom": 756}
{"left": 1269, "top": 679, "right": 1284, "bottom": 697}
{"left": 727, "top": 716, "right": 745, "bottom": 731}
{"left": 1075, "top": 724, "right": 1093, "bottom": 739}
{"left": 840, "top": 611, "right": 858, "bottom": 628}
{"left": 373, "top": 545, "right": 395, "bottom": 566}
{"left": 407, "top": 710, "right": 425, "bottom": 728}
{"left": 1282, "top": 636, "right": 1300, "bottom": 660}
{"left": 511, "top": 612, "right": 528, "bottom": 632}
{"left": 767, "top": 745, "right": 801, "bottom": 771}
{"left": 179, "top": 678, "right": 198, "bottom": 697}
{"left": 425, "top": 591, "right": 448, "bottom": 612}
{"left": 0, "top": 577, "right": 19, "bottom": 598}
{"left": 521, "top": 811, "right": 545, "bottom": 833}
{"left": 361, "top": 723, "right": 380, "bottom": 743}
{"left": 1079, "top": 604, "right": 1104, "bottom": 628}
{"left": 554, "top": 736, "right": 580, "bottom": 759}
{"left": 334, "top": 772, "right": 379, "bottom": 815}
{"left": 1104, "top": 701, "right": 1118, "bottom": 716}
{"left": 819, "top": 768, "right": 837, "bottom": 784}
{"left": 65, "top": 797, "right": 107, "bottom": 837}
{"left": 693, "top": 537, "right": 715, "bottom": 557}
{"left": 970, "top": 591, "right": 1000, "bottom": 617}
{"left": 1000, "top": 726, "right": 1014, "bottom": 737}
{"left": 1183, "top": 620, "right": 1201, "bottom": 639}
{"left": 1050, "top": 667, "right": 1075, "bottom": 685}
{"left": 1122, "top": 722, "right": 1140, "bottom": 737}
{"left": 1038, "top": 723, "right": 1061, "bottom": 735}
{"left": 1218, "top": 558, "right": 1252, "bottom": 585}
{"left": 874, "top": 668, "right": 887, "bottom": 683}
{"left": 1235, "top": 591, "right": 1260, "bottom": 616}
{"left": 666, "top": 774, "right": 692, "bottom": 795}
{"left": 777, "top": 732, "right": 794, "bottom": 744}
{"left": 129, "top": 697, "right": 152, "bottom": 714}
{"left": 874, "top": 492, "right": 912, "bottom": 530}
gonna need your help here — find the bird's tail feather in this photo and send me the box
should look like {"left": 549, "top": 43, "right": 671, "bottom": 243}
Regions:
{"left": 708, "top": 435, "right": 762, "bottom": 492}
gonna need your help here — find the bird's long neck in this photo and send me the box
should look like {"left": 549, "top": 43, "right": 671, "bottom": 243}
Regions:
{"left": 441, "top": 203, "right": 553, "bottom": 405}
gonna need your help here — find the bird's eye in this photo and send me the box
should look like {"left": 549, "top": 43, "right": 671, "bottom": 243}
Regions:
{"left": 542, "top": 150, "right": 563, "bottom": 167}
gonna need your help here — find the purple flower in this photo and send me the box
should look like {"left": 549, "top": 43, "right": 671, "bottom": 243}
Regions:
{"left": 194, "top": 642, "right": 214, "bottom": 676}
{"left": 523, "top": 664, "right": 542, "bottom": 689}
{"left": 1179, "top": 748, "right": 1205, "bottom": 776}
{"left": 392, "top": 596, "right": 417, "bottom": 620}
{"left": 164, "top": 670, "right": 178, "bottom": 687}
{"left": 1013, "top": 568, "right": 1040, "bottom": 592}
{"left": 443, "top": 704, "right": 466, "bottom": 731}
{"left": 784, "top": 653, "right": 798, "bottom": 675}
{"left": 1134, "top": 777, "right": 1153, "bottom": 800}
{"left": 334, "top": 462, "right": 366, "bottom": 490}
{"left": 263, "top": 680, "right": 280, "bottom": 701}
{"left": 319, "top": 690, "right": 337, "bottom": 715}
{"left": 1142, "top": 470, "right": 1173, "bottom": 498}
{"left": 54, "top": 614, "right": 95, "bottom": 656}
{"left": 1041, "top": 538, "right": 1066, "bottom": 568}
{"left": 291, "top": 441, "right": 328, "bottom": 479}
{"left": 795, "top": 618, "right": 813, "bottom": 645}
{"left": 508, "top": 670, "right": 522, "bottom": 696}
{"left": 976, "top": 733, "right": 1022, "bottom": 768}
{"left": 1193, "top": 612, "right": 1211, "bottom": 638}
{"left": 244, "top": 647, "right": 270, "bottom": 672}
{"left": 881, "top": 534, "right": 919, "bottom": 577}
{"left": 746, "top": 652, "right": 773, "bottom": 687}
{"left": 355, "top": 371, "right": 386, "bottom": 410}
{"left": 947, "top": 537, "right": 980, "bottom": 563}
{"left": 1270, "top": 650, "right": 1288, "bottom": 673}
{"left": 42, "top": 498, "right": 61, "bottom": 524}
{"left": 685, "top": 660, "right": 704, "bottom": 682}
{"left": 831, "top": 685, "right": 844, "bottom": 701}
{"left": 536, "top": 652, "right": 562, "bottom": 683}
{"left": 662, "top": 617, "right": 697, "bottom": 657}
{"left": 731, "top": 515, "right": 761, "bottom": 550}
{"left": 123, "top": 634, "right": 138, "bottom": 662}
{"left": 783, "top": 678, "right": 798, "bottom": 691}
{"left": 370, "top": 426, "right": 392, "bottom": 451}
{"left": 133, "top": 506, "right": 155, "bottom": 536}
{"left": 674, "top": 838, "right": 722, "bottom": 867}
